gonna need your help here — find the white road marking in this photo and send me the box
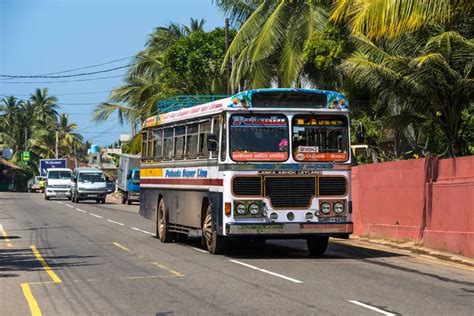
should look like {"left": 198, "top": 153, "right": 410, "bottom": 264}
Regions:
{"left": 131, "top": 227, "right": 154, "bottom": 235}
{"left": 65, "top": 204, "right": 74, "bottom": 208}
{"left": 229, "top": 260, "right": 303, "bottom": 284}
{"left": 349, "top": 300, "right": 396, "bottom": 316}
{"left": 107, "top": 219, "right": 124, "bottom": 226}
{"left": 89, "top": 213, "right": 103, "bottom": 219}
{"left": 192, "top": 247, "right": 208, "bottom": 253}
{"left": 75, "top": 208, "right": 86, "bottom": 213}
{"left": 56, "top": 201, "right": 63, "bottom": 204}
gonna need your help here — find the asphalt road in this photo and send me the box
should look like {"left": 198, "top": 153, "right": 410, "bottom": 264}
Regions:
{"left": 1, "top": 192, "right": 473, "bottom": 316}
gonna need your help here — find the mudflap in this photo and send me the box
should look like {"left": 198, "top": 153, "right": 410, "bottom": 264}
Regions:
{"left": 209, "top": 192, "right": 224, "bottom": 235}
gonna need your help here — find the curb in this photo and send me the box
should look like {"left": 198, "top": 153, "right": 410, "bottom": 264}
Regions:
{"left": 334, "top": 236, "right": 474, "bottom": 269}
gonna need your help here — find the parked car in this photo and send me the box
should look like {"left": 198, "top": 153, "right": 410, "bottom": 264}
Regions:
{"left": 70, "top": 168, "right": 108, "bottom": 204}
{"left": 44, "top": 168, "right": 72, "bottom": 200}
{"left": 30, "top": 176, "right": 46, "bottom": 193}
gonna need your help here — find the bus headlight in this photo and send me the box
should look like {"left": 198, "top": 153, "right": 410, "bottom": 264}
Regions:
{"left": 236, "top": 203, "right": 247, "bottom": 215}
{"left": 248, "top": 203, "right": 260, "bottom": 215}
{"left": 334, "top": 202, "right": 344, "bottom": 214}
{"left": 320, "top": 202, "right": 331, "bottom": 214}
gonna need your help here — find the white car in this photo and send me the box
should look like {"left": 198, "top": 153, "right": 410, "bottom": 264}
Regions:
{"left": 44, "top": 168, "right": 73, "bottom": 200}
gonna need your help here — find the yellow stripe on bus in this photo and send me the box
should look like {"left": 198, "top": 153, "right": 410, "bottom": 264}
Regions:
{"left": 140, "top": 168, "right": 163, "bottom": 177}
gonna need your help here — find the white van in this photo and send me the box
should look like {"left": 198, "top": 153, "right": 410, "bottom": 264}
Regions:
{"left": 45, "top": 168, "right": 73, "bottom": 200}
{"left": 71, "top": 168, "right": 107, "bottom": 204}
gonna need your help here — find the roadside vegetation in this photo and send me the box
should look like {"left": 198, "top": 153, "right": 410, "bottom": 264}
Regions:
{"left": 0, "top": 88, "right": 86, "bottom": 177}
{"left": 96, "top": 1, "right": 472, "bottom": 159}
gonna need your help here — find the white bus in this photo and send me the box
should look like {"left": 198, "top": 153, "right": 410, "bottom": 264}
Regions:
{"left": 139, "top": 88, "right": 353, "bottom": 255}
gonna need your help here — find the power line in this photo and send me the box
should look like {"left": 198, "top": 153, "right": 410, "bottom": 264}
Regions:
{"left": 0, "top": 64, "right": 130, "bottom": 79}
{"left": 0, "top": 74, "right": 124, "bottom": 84}
{"left": 0, "top": 90, "right": 111, "bottom": 97}
{"left": 58, "top": 102, "right": 98, "bottom": 105}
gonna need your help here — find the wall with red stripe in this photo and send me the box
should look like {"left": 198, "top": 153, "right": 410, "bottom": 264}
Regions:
{"left": 351, "top": 156, "right": 474, "bottom": 258}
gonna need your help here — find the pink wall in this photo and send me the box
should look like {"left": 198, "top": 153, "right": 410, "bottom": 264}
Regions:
{"left": 352, "top": 156, "right": 474, "bottom": 258}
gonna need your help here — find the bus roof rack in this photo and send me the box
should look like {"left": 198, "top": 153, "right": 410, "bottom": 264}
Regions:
{"left": 157, "top": 95, "right": 229, "bottom": 113}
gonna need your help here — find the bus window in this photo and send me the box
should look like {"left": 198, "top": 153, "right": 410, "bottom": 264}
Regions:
{"left": 174, "top": 126, "right": 185, "bottom": 159}
{"left": 229, "top": 114, "right": 288, "bottom": 162}
{"left": 292, "top": 115, "right": 349, "bottom": 162}
{"left": 198, "top": 121, "right": 211, "bottom": 158}
{"left": 220, "top": 116, "right": 227, "bottom": 161}
{"left": 154, "top": 129, "right": 163, "bottom": 160}
{"left": 186, "top": 124, "right": 198, "bottom": 158}
{"left": 163, "top": 128, "right": 174, "bottom": 160}
{"left": 147, "top": 129, "right": 154, "bottom": 159}
{"left": 141, "top": 131, "right": 147, "bottom": 160}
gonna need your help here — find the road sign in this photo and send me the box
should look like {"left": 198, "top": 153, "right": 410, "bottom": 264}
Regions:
{"left": 21, "top": 151, "right": 30, "bottom": 161}
{"left": 39, "top": 159, "right": 67, "bottom": 176}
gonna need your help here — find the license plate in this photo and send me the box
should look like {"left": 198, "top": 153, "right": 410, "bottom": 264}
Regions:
{"left": 87, "top": 194, "right": 97, "bottom": 197}
{"left": 319, "top": 217, "right": 345, "bottom": 223}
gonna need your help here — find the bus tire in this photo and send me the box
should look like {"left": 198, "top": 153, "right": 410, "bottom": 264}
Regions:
{"left": 157, "top": 198, "right": 173, "bottom": 243}
{"left": 306, "top": 236, "right": 329, "bottom": 256}
{"left": 202, "top": 205, "right": 226, "bottom": 254}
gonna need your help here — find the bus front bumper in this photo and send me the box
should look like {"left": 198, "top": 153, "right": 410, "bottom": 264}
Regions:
{"left": 226, "top": 222, "right": 353, "bottom": 237}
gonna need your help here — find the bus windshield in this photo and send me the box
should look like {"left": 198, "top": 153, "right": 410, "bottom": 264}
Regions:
{"left": 292, "top": 115, "right": 349, "bottom": 162}
{"left": 230, "top": 114, "right": 289, "bottom": 161}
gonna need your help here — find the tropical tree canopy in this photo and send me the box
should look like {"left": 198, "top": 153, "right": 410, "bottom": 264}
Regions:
{"left": 331, "top": 0, "right": 473, "bottom": 40}
{"left": 340, "top": 31, "right": 473, "bottom": 156}
{"left": 94, "top": 19, "right": 231, "bottom": 146}
{"left": 217, "top": 0, "right": 329, "bottom": 88}
{"left": 0, "top": 90, "right": 85, "bottom": 171}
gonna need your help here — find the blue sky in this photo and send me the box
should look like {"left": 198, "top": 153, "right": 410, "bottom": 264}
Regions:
{"left": 0, "top": 0, "right": 225, "bottom": 146}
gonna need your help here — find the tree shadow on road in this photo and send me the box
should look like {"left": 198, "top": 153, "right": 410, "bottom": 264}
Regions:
{"left": 0, "top": 247, "right": 98, "bottom": 276}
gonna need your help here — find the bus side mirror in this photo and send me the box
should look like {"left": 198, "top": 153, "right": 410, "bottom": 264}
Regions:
{"left": 207, "top": 133, "right": 218, "bottom": 152}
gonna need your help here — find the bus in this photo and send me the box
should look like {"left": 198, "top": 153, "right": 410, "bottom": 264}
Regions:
{"left": 139, "top": 88, "right": 353, "bottom": 255}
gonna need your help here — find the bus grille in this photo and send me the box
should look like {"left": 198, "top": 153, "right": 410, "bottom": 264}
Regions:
{"left": 265, "top": 177, "right": 315, "bottom": 208}
{"left": 232, "top": 177, "right": 262, "bottom": 196}
{"left": 319, "top": 177, "right": 346, "bottom": 196}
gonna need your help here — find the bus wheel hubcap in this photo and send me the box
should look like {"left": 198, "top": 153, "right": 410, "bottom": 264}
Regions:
{"left": 204, "top": 213, "right": 213, "bottom": 247}
{"left": 159, "top": 206, "right": 164, "bottom": 237}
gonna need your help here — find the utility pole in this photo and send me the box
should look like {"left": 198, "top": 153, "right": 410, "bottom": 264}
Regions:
{"left": 73, "top": 142, "right": 77, "bottom": 169}
{"left": 24, "top": 127, "right": 27, "bottom": 150}
{"left": 55, "top": 130, "right": 59, "bottom": 159}
{"left": 225, "top": 18, "right": 231, "bottom": 95}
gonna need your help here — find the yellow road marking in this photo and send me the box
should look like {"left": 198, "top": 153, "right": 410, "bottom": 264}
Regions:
{"left": 30, "top": 245, "right": 62, "bottom": 283}
{"left": 0, "top": 223, "right": 13, "bottom": 247}
{"left": 113, "top": 242, "right": 131, "bottom": 252}
{"left": 151, "top": 262, "right": 184, "bottom": 277}
{"left": 21, "top": 283, "right": 42, "bottom": 316}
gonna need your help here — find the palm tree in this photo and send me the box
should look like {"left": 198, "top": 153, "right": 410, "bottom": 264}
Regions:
{"left": 217, "top": 0, "right": 329, "bottom": 88}
{"left": 94, "top": 18, "right": 207, "bottom": 135}
{"left": 0, "top": 96, "right": 23, "bottom": 149}
{"left": 57, "top": 114, "right": 84, "bottom": 154}
{"left": 331, "top": 0, "right": 472, "bottom": 40}
{"left": 340, "top": 31, "right": 474, "bottom": 156}
{"left": 30, "top": 88, "right": 59, "bottom": 123}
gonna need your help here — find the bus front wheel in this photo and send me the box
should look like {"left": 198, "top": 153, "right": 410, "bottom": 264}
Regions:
{"left": 306, "top": 236, "right": 329, "bottom": 256}
{"left": 157, "top": 199, "right": 173, "bottom": 242}
{"left": 202, "top": 205, "right": 226, "bottom": 254}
